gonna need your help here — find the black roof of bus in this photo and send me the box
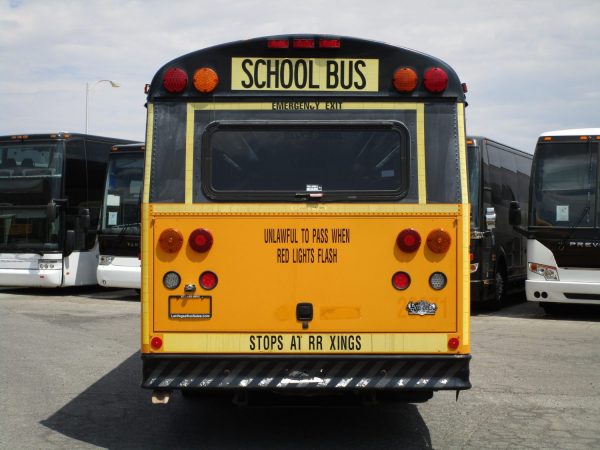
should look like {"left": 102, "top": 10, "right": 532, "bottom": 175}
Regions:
{"left": 147, "top": 35, "right": 465, "bottom": 102}
{"left": 467, "top": 135, "right": 532, "bottom": 158}
{"left": 111, "top": 142, "right": 145, "bottom": 153}
{"left": 0, "top": 133, "right": 134, "bottom": 144}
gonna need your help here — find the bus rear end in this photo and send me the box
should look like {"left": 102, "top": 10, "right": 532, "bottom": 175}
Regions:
{"left": 141, "top": 35, "right": 471, "bottom": 403}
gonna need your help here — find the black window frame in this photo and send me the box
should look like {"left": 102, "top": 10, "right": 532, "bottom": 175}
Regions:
{"left": 200, "top": 120, "right": 410, "bottom": 202}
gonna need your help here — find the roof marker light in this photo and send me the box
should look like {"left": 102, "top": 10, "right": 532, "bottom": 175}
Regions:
{"left": 268, "top": 39, "right": 289, "bottom": 48}
{"left": 423, "top": 67, "right": 448, "bottom": 93}
{"left": 319, "top": 39, "right": 341, "bottom": 48}
{"left": 293, "top": 38, "right": 315, "bottom": 48}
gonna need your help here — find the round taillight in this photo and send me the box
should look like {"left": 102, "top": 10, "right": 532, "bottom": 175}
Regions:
{"left": 189, "top": 228, "right": 213, "bottom": 253}
{"left": 199, "top": 271, "right": 218, "bottom": 290}
{"left": 393, "top": 67, "right": 418, "bottom": 93}
{"left": 396, "top": 229, "right": 421, "bottom": 253}
{"left": 150, "top": 336, "right": 163, "bottom": 350}
{"left": 163, "top": 271, "right": 181, "bottom": 290}
{"left": 159, "top": 228, "right": 183, "bottom": 253}
{"left": 448, "top": 337, "right": 459, "bottom": 350}
{"left": 429, "top": 272, "right": 447, "bottom": 290}
{"left": 193, "top": 67, "right": 219, "bottom": 93}
{"left": 423, "top": 67, "right": 448, "bottom": 94}
{"left": 392, "top": 271, "right": 411, "bottom": 290}
{"left": 426, "top": 229, "right": 451, "bottom": 254}
{"left": 163, "top": 67, "right": 188, "bottom": 93}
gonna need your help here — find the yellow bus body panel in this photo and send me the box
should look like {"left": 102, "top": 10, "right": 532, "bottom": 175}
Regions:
{"left": 146, "top": 204, "right": 467, "bottom": 354}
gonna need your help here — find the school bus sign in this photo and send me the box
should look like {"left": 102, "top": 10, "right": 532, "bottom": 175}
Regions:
{"left": 231, "top": 57, "right": 379, "bottom": 91}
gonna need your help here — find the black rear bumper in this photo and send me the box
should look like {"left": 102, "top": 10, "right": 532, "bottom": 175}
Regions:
{"left": 142, "top": 354, "right": 471, "bottom": 392}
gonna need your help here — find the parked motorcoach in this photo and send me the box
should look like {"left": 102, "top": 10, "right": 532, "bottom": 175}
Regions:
{"left": 0, "top": 133, "right": 134, "bottom": 287}
{"left": 97, "top": 143, "right": 144, "bottom": 289}
{"left": 510, "top": 129, "right": 600, "bottom": 313}
{"left": 467, "top": 136, "right": 532, "bottom": 307}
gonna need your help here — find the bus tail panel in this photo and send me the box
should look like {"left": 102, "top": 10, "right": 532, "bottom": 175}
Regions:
{"left": 150, "top": 209, "right": 461, "bottom": 338}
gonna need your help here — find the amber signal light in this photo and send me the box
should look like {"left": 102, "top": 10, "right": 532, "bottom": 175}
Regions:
{"left": 159, "top": 228, "right": 183, "bottom": 253}
{"left": 393, "top": 67, "right": 418, "bottom": 93}
{"left": 426, "top": 229, "right": 451, "bottom": 254}
{"left": 193, "top": 67, "right": 219, "bottom": 93}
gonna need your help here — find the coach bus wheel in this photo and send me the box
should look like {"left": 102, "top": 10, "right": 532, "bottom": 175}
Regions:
{"left": 491, "top": 269, "right": 506, "bottom": 310}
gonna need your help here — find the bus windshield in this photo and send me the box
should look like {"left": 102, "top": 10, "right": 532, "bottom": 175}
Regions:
{"left": 100, "top": 153, "right": 144, "bottom": 235}
{"left": 530, "top": 142, "right": 599, "bottom": 228}
{"left": 204, "top": 121, "right": 408, "bottom": 200}
{"left": 0, "top": 141, "right": 63, "bottom": 204}
{"left": 0, "top": 141, "right": 63, "bottom": 252}
{"left": 467, "top": 144, "right": 480, "bottom": 229}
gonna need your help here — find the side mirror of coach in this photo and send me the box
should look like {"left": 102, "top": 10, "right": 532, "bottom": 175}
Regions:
{"left": 509, "top": 201, "right": 522, "bottom": 226}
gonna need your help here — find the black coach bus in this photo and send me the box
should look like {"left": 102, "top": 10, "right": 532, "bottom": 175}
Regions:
{"left": 0, "top": 133, "right": 133, "bottom": 287}
{"left": 467, "top": 136, "right": 532, "bottom": 307}
{"left": 97, "top": 143, "right": 144, "bottom": 289}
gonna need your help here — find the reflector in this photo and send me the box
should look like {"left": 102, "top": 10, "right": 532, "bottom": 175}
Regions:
{"left": 426, "top": 229, "right": 451, "bottom": 254}
{"left": 150, "top": 336, "right": 163, "bottom": 350}
{"left": 448, "top": 337, "right": 459, "bottom": 350}
{"left": 159, "top": 228, "right": 183, "bottom": 253}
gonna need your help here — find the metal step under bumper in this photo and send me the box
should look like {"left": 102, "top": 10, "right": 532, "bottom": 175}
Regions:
{"left": 142, "top": 354, "right": 471, "bottom": 392}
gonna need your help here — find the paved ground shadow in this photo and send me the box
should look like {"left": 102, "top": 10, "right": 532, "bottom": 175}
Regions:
{"left": 41, "top": 352, "right": 433, "bottom": 449}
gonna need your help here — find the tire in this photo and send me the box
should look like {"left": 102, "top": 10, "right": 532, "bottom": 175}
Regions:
{"left": 490, "top": 269, "right": 506, "bottom": 310}
{"left": 541, "top": 302, "right": 562, "bottom": 315}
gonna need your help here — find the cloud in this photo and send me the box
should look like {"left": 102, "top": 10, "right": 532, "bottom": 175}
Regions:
{"left": 0, "top": 0, "right": 599, "bottom": 147}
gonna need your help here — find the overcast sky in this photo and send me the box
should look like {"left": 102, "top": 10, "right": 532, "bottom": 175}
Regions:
{"left": 1, "top": 0, "right": 598, "bottom": 152}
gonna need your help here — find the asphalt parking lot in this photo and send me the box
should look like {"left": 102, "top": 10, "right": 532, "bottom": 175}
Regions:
{"left": 1, "top": 287, "right": 599, "bottom": 450}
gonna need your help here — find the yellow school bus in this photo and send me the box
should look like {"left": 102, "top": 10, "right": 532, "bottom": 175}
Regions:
{"left": 142, "top": 35, "right": 471, "bottom": 404}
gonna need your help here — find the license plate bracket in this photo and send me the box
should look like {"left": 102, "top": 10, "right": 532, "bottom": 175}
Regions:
{"left": 169, "top": 295, "right": 212, "bottom": 319}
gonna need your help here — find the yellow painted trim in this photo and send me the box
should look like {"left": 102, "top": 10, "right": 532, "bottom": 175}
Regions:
{"left": 150, "top": 202, "right": 460, "bottom": 215}
{"left": 141, "top": 203, "right": 150, "bottom": 347}
{"left": 153, "top": 332, "right": 450, "bottom": 354}
{"left": 456, "top": 103, "right": 470, "bottom": 346}
{"left": 185, "top": 102, "right": 426, "bottom": 204}
{"left": 141, "top": 103, "right": 154, "bottom": 347}
{"left": 416, "top": 104, "right": 426, "bottom": 204}
{"left": 185, "top": 103, "right": 194, "bottom": 204}
{"left": 189, "top": 102, "right": 422, "bottom": 111}
{"left": 143, "top": 103, "right": 153, "bottom": 204}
